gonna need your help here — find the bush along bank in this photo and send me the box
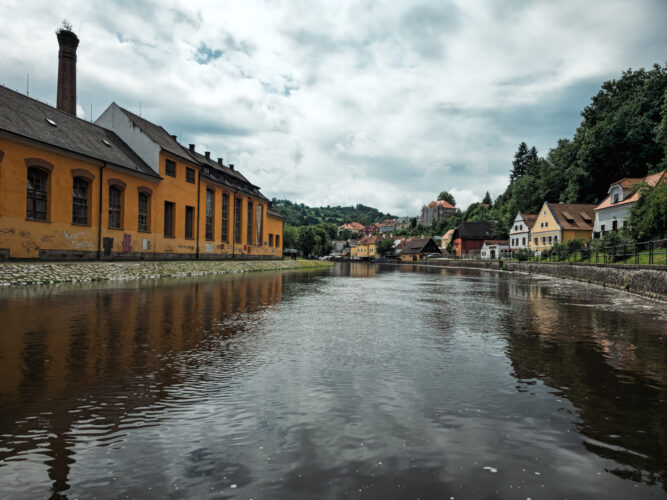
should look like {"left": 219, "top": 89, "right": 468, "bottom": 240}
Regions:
{"left": 0, "top": 259, "right": 335, "bottom": 287}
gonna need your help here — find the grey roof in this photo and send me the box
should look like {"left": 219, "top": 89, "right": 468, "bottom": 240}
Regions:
{"left": 0, "top": 86, "right": 158, "bottom": 178}
{"left": 453, "top": 222, "right": 494, "bottom": 240}
{"left": 400, "top": 237, "right": 440, "bottom": 255}
{"left": 116, "top": 105, "right": 197, "bottom": 165}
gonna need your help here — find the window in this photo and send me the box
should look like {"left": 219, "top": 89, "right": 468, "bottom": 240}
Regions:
{"left": 519, "top": 225, "right": 523, "bottom": 231}
{"left": 186, "top": 167, "right": 195, "bottom": 184}
{"left": 27, "top": 167, "right": 48, "bottom": 221}
{"left": 205, "top": 189, "right": 214, "bottom": 240}
{"left": 534, "top": 238, "right": 538, "bottom": 245}
{"left": 221, "top": 193, "right": 229, "bottom": 242}
{"left": 601, "top": 224, "right": 605, "bottom": 232}
{"left": 138, "top": 193, "right": 149, "bottom": 232}
{"left": 612, "top": 219, "right": 618, "bottom": 231}
{"left": 108, "top": 186, "right": 122, "bottom": 229}
{"left": 255, "top": 204, "right": 263, "bottom": 245}
{"left": 545, "top": 221, "right": 548, "bottom": 227}
{"left": 542, "top": 236, "right": 546, "bottom": 244}
{"left": 164, "top": 201, "right": 175, "bottom": 237}
{"left": 72, "top": 177, "right": 89, "bottom": 225}
{"left": 269, "top": 234, "right": 274, "bottom": 246}
{"left": 613, "top": 193, "right": 619, "bottom": 204}
{"left": 548, "top": 236, "right": 552, "bottom": 243}
{"left": 247, "top": 201, "right": 253, "bottom": 245}
{"left": 275, "top": 235, "right": 280, "bottom": 248}
{"left": 185, "top": 206, "right": 194, "bottom": 239}
{"left": 514, "top": 225, "right": 517, "bottom": 231}
{"left": 165, "top": 159, "right": 176, "bottom": 177}
{"left": 234, "top": 198, "right": 242, "bottom": 243}
{"left": 522, "top": 237, "right": 526, "bottom": 246}
{"left": 554, "top": 235, "right": 558, "bottom": 242}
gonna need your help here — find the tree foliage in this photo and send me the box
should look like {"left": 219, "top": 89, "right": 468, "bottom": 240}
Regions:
{"left": 629, "top": 181, "right": 667, "bottom": 240}
{"left": 375, "top": 238, "right": 395, "bottom": 256}
{"left": 272, "top": 199, "right": 394, "bottom": 227}
{"left": 437, "top": 191, "right": 456, "bottom": 206}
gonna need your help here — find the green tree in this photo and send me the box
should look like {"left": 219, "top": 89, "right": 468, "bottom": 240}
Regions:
{"left": 297, "top": 226, "right": 317, "bottom": 256}
{"left": 510, "top": 142, "right": 538, "bottom": 183}
{"left": 629, "top": 181, "right": 667, "bottom": 240}
{"left": 375, "top": 238, "right": 395, "bottom": 256}
{"left": 283, "top": 224, "right": 298, "bottom": 249}
{"left": 482, "top": 191, "right": 492, "bottom": 205}
{"left": 437, "top": 191, "right": 456, "bottom": 206}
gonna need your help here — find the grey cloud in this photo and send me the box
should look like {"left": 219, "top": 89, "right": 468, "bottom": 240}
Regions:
{"left": 194, "top": 43, "right": 222, "bottom": 65}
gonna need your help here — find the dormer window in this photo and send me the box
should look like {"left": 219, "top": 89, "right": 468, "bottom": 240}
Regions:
{"left": 612, "top": 193, "right": 619, "bottom": 204}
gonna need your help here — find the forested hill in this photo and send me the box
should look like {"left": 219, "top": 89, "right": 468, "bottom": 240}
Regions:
{"left": 271, "top": 199, "right": 395, "bottom": 227}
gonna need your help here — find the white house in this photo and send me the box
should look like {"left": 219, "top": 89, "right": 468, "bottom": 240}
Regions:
{"left": 509, "top": 212, "right": 537, "bottom": 251}
{"left": 593, "top": 171, "right": 665, "bottom": 238}
{"left": 480, "top": 240, "right": 511, "bottom": 259}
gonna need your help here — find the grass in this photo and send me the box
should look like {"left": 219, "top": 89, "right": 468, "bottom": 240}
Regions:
{"left": 519, "top": 250, "right": 667, "bottom": 265}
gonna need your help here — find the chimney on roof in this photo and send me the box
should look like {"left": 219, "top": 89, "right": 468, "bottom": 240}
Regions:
{"left": 189, "top": 144, "right": 195, "bottom": 152}
{"left": 56, "top": 25, "right": 79, "bottom": 115}
{"left": 205, "top": 151, "right": 210, "bottom": 160}
{"left": 229, "top": 164, "right": 234, "bottom": 170}
{"left": 217, "top": 158, "right": 223, "bottom": 165}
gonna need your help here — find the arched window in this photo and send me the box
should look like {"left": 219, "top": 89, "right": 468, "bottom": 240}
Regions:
{"left": 108, "top": 185, "right": 122, "bottom": 229}
{"left": 27, "top": 167, "right": 49, "bottom": 221}
{"left": 72, "top": 177, "right": 89, "bottom": 224}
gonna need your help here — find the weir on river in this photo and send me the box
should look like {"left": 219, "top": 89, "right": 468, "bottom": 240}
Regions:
{"left": 0, "top": 263, "right": 665, "bottom": 498}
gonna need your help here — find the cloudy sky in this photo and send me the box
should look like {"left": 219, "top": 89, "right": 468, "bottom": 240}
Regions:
{"left": 1, "top": 1, "right": 665, "bottom": 214}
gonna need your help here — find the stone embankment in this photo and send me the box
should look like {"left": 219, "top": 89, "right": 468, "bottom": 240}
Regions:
{"left": 0, "top": 260, "right": 334, "bottom": 287}
{"left": 420, "top": 260, "right": 667, "bottom": 301}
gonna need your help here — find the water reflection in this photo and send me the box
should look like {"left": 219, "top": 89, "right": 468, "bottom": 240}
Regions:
{"left": 0, "top": 264, "right": 665, "bottom": 498}
{"left": 0, "top": 273, "right": 285, "bottom": 498}
{"left": 502, "top": 276, "right": 667, "bottom": 488}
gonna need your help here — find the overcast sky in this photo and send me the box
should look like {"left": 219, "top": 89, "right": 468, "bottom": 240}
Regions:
{"left": 1, "top": 1, "right": 665, "bottom": 214}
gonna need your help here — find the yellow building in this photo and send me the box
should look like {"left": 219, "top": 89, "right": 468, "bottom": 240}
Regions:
{"left": 529, "top": 202, "right": 595, "bottom": 253}
{"left": 355, "top": 235, "right": 382, "bottom": 260}
{"left": 0, "top": 27, "right": 283, "bottom": 261}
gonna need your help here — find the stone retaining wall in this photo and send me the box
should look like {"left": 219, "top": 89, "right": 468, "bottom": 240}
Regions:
{"left": 0, "top": 260, "right": 334, "bottom": 287}
{"left": 419, "top": 260, "right": 667, "bottom": 301}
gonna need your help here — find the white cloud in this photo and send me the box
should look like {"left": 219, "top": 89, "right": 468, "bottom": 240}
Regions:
{"left": 1, "top": 0, "right": 665, "bottom": 213}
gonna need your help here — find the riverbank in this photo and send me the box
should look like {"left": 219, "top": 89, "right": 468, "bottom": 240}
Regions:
{"left": 410, "top": 260, "right": 667, "bottom": 302}
{"left": 0, "top": 259, "right": 335, "bottom": 287}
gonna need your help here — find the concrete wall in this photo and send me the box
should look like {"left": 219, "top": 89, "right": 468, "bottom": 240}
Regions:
{"left": 412, "top": 260, "right": 667, "bottom": 301}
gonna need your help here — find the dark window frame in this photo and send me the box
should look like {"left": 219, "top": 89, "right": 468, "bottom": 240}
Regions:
{"left": 138, "top": 192, "right": 150, "bottom": 232}
{"left": 234, "top": 198, "right": 242, "bottom": 244}
{"left": 27, "top": 167, "right": 49, "bottom": 221}
{"left": 108, "top": 186, "right": 123, "bottom": 229}
{"left": 165, "top": 159, "right": 176, "bottom": 177}
{"left": 164, "top": 201, "right": 175, "bottom": 237}
{"left": 205, "top": 189, "right": 214, "bottom": 240}
{"left": 186, "top": 167, "right": 195, "bottom": 184}
{"left": 72, "top": 177, "right": 89, "bottom": 225}
{"left": 221, "top": 193, "right": 229, "bottom": 242}
{"left": 247, "top": 201, "right": 253, "bottom": 245}
{"left": 185, "top": 205, "right": 194, "bottom": 239}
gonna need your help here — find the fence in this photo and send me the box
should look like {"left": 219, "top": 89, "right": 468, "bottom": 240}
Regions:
{"left": 526, "top": 238, "right": 667, "bottom": 265}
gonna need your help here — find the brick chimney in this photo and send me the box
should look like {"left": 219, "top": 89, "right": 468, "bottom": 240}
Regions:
{"left": 56, "top": 27, "right": 79, "bottom": 115}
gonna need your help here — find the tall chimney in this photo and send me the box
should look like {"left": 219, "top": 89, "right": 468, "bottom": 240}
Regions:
{"left": 56, "top": 27, "right": 79, "bottom": 115}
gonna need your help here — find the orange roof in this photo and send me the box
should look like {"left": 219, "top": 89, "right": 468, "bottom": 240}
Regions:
{"left": 595, "top": 171, "right": 665, "bottom": 211}
{"left": 548, "top": 203, "right": 595, "bottom": 230}
{"left": 521, "top": 214, "right": 538, "bottom": 229}
{"left": 427, "top": 200, "right": 455, "bottom": 210}
{"left": 339, "top": 221, "right": 365, "bottom": 231}
{"left": 441, "top": 229, "right": 455, "bottom": 242}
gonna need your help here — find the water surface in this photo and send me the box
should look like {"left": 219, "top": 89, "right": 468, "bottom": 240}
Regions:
{"left": 1, "top": 263, "right": 666, "bottom": 498}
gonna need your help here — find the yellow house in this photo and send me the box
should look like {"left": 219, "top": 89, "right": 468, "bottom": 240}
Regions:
{"left": 355, "top": 235, "right": 383, "bottom": 260}
{"left": 530, "top": 202, "right": 595, "bottom": 253}
{"left": 0, "top": 27, "right": 283, "bottom": 261}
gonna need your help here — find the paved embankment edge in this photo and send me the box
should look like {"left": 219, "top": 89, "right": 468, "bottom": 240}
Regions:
{"left": 409, "top": 260, "right": 667, "bottom": 302}
{"left": 0, "top": 260, "right": 335, "bottom": 287}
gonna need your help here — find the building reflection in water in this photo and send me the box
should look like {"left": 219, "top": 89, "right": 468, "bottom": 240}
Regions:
{"left": 0, "top": 273, "right": 284, "bottom": 498}
{"left": 502, "top": 279, "right": 667, "bottom": 489}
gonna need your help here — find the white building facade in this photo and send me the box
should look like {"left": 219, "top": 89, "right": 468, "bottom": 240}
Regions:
{"left": 509, "top": 212, "right": 536, "bottom": 251}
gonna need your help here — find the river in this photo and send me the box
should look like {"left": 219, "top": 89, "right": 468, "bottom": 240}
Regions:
{"left": 0, "top": 263, "right": 666, "bottom": 498}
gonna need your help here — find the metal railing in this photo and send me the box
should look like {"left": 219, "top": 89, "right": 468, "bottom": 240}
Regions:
{"left": 524, "top": 238, "right": 667, "bottom": 265}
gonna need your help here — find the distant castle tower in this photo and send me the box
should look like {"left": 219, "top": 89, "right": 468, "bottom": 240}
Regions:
{"left": 56, "top": 23, "right": 79, "bottom": 115}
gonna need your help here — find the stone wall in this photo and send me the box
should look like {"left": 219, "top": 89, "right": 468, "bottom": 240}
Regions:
{"left": 416, "top": 260, "right": 667, "bottom": 301}
{"left": 0, "top": 259, "right": 334, "bottom": 287}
